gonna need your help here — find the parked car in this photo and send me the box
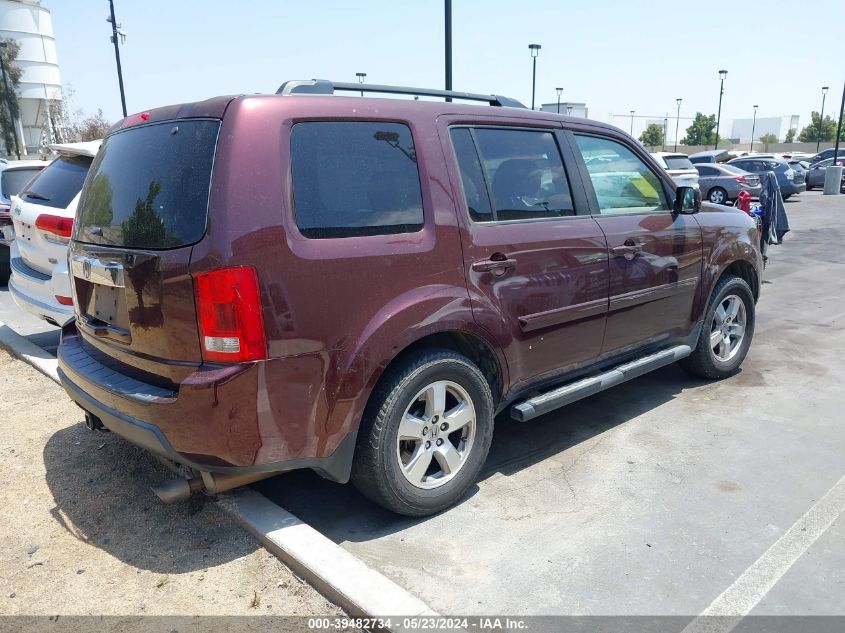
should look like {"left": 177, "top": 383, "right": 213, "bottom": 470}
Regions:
{"left": 807, "top": 148, "right": 844, "bottom": 165}
{"left": 694, "top": 163, "right": 762, "bottom": 204}
{"left": 726, "top": 156, "right": 806, "bottom": 199}
{"left": 8, "top": 141, "right": 101, "bottom": 326}
{"left": 689, "top": 149, "right": 732, "bottom": 164}
{"left": 650, "top": 152, "right": 699, "bottom": 189}
{"left": 57, "top": 81, "right": 762, "bottom": 516}
{"left": 805, "top": 157, "right": 845, "bottom": 191}
{"left": 1, "top": 159, "right": 46, "bottom": 283}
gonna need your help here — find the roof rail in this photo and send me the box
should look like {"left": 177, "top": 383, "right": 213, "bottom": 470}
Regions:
{"left": 276, "top": 79, "right": 525, "bottom": 108}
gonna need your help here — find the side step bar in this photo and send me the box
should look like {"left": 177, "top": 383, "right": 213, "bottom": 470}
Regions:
{"left": 510, "top": 345, "right": 692, "bottom": 422}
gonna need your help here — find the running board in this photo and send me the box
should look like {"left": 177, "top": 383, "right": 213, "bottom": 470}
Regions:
{"left": 510, "top": 345, "right": 692, "bottom": 422}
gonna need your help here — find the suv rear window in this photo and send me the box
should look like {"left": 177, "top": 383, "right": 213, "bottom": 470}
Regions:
{"left": 1, "top": 167, "right": 42, "bottom": 201}
{"left": 20, "top": 156, "right": 91, "bottom": 209}
{"left": 75, "top": 120, "right": 219, "bottom": 249}
{"left": 663, "top": 156, "right": 695, "bottom": 170}
{"left": 290, "top": 121, "right": 424, "bottom": 238}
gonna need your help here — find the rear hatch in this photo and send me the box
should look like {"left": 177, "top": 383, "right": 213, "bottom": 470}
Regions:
{"left": 70, "top": 117, "right": 221, "bottom": 381}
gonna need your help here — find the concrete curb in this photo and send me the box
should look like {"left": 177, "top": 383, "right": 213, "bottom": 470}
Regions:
{"left": 0, "top": 319, "right": 59, "bottom": 384}
{"left": 219, "top": 489, "right": 438, "bottom": 625}
{"left": 0, "top": 317, "right": 436, "bottom": 627}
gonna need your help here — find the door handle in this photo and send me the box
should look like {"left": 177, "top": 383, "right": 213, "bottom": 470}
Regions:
{"left": 472, "top": 254, "right": 517, "bottom": 273}
{"left": 611, "top": 239, "right": 642, "bottom": 260}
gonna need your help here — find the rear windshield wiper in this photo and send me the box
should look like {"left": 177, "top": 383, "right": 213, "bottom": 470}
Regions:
{"left": 21, "top": 190, "right": 50, "bottom": 201}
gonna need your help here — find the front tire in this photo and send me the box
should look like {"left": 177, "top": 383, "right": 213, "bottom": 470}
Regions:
{"left": 680, "top": 275, "right": 755, "bottom": 380}
{"left": 351, "top": 349, "right": 494, "bottom": 516}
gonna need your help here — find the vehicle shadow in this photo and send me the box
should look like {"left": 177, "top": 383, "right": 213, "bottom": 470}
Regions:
{"left": 42, "top": 422, "right": 258, "bottom": 573}
{"left": 255, "top": 362, "right": 716, "bottom": 544}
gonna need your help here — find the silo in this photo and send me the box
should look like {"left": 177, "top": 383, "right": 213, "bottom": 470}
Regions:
{"left": 0, "top": 0, "right": 62, "bottom": 156}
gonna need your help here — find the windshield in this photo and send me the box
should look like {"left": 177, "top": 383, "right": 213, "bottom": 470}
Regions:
{"left": 75, "top": 119, "right": 220, "bottom": 249}
{"left": 663, "top": 156, "right": 695, "bottom": 170}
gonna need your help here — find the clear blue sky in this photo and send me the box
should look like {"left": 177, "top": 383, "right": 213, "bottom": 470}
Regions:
{"left": 47, "top": 0, "right": 844, "bottom": 135}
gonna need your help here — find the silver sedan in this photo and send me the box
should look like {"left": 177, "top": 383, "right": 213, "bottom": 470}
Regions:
{"left": 694, "top": 163, "right": 762, "bottom": 205}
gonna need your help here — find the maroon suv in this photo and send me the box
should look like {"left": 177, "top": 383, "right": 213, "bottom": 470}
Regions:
{"left": 58, "top": 80, "right": 762, "bottom": 516}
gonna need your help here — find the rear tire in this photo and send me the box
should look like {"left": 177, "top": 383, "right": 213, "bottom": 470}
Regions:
{"left": 679, "top": 275, "right": 755, "bottom": 380}
{"left": 351, "top": 349, "right": 494, "bottom": 516}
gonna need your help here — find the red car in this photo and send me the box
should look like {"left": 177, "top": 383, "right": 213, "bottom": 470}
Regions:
{"left": 58, "top": 80, "right": 762, "bottom": 516}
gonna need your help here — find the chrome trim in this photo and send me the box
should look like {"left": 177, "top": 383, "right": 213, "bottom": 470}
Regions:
{"left": 70, "top": 255, "right": 124, "bottom": 287}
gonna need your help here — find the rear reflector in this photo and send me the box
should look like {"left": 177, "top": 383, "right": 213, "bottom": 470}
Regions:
{"left": 55, "top": 295, "right": 73, "bottom": 306}
{"left": 194, "top": 266, "right": 267, "bottom": 363}
{"left": 35, "top": 214, "right": 73, "bottom": 241}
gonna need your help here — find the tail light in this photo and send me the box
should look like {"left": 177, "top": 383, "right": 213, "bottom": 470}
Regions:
{"left": 735, "top": 176, "right": 748, "bottom": 183}
{"left": 194, "top": 266, "right": 267, "bottom": 363}
{"left": 35, "top": 214, "right": 73, "bottom": 243}
{"left": 54, "top": 295, "right": 73, "bottom": 306}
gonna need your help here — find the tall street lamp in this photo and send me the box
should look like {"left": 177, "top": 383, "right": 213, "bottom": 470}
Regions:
{"left": 556, "top": 87, "right": 563, "bottom": 114}
{"left": 662, "top": 117, "right": 668, "bottom": 151}
{"left": 818, "top": 86, "right": 829, "bottom": 152}
{"left": 832, "top": 82, "right": 844, "bottom": 174}
{"left": 107, "top": 0, "right": 127, "bottom": 118}
{"left": 356, "top": 72, "right": 367, "bottom": 97}
{"left": 715, "top": 69, "right": 728, "bottom": 150}
{"left": 0, "top": 41, "right": 21, "bottom": 159}
{"left": 630, "top": 110, "right": 635, "bottom": 136}
{"left": 674, "top": 98, "right": 682, "bottom": 152}
{"left": 750, "top": 105, "right": 759, "bottom": 152}
{"left": 528, "top": 44, "right": 541, "bottom": 110}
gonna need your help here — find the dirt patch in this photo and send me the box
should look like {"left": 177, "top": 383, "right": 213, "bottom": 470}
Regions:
{"left": 0, "top": 349, "right": 344, "bottom": 616}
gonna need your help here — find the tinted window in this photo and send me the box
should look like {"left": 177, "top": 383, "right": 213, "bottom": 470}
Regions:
{"left": 20, "top": 156, "right": 91, "bottom": 209}
{"left": 291, "top": 122, "right": 424, "bottom": 239}
{"left": 470, "top": 128, "right": 575, "bottom": 221}
{"left": 1, "top": 167, "right": 42, "bottom": 201}
{"left": 695, "top": 166, "right": 718, "bottom": 176}
{"left": 574, "top": 135, "right": 670, "bottom": 215}
{"left": 721, "top": 164, "right": 747, "bottom": 176}
{"left": 76, "top": 120, "right": 219, "bottom": 249}
{"left": 449, "top": 128, "right": 493, "bottom": 222}
{"left": 664, "top": 156, "right": 695, "bottom": 170}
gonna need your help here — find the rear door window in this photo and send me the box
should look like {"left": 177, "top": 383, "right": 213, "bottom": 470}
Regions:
{"left": 290, "top": 121, "right": 424, "bottom": 239}
{"left": 76, "top": 120, "right": 219, "bottom": 248}
{"left": 1, "top": 167, "right": 42, "bottom": 201}
{"left": 20, "top": 156, "right": 91, "bottom": 209}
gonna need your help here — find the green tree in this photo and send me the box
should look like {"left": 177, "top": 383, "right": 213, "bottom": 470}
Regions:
{"left": 681, "top": 112, "right": 717, "bottom": 146}
{"left": 758, "top": 133, "right": 779, "bottom": 144}
{"left": 122, "top": 181, "right": 166, "bottom": 248}
{"left": 0, "top": 38, "right": 22, "bottom": 156}
{"left": 784, "top": 128, "right": 796, "bottom": 143}
{"left": 639, "top": 123, "right": 665, "bottom": 147}
{"left": 798, "top": 111, "right": 837, "bottom": 142}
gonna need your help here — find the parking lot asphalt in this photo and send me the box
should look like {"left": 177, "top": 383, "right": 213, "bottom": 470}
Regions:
{"left": 1, "top": 190, "right": 843, "bottom": 618}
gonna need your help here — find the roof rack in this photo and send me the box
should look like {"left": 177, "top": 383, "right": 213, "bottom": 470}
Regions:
{"left": 276, "top": 79, "right": 525, "bottom": 108}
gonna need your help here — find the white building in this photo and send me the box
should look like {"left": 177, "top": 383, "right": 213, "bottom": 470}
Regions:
{"left": 0, "top": 0, "right": 62, "bottom": 156}
{"left": 540, "top": 101, "right": 588, "bottom": 118}
{"left": 730, "top": 115, "right": 800, "bottom": 144}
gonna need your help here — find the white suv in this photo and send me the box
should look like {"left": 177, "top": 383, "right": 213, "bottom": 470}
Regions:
{"left": 8, "top": 141, "right": 101, "bottom": 326}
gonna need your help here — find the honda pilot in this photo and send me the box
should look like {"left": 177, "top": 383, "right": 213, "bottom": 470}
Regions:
{"left": 58, "top": 80, "right": 763, "bottom": 516}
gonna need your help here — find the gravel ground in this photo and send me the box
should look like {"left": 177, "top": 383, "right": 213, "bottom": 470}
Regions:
{"left": 0, "top": 348, "right": 344, "bottom": 617}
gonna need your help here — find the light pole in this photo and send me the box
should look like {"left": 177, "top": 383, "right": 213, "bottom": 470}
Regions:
{"left": 662, "top": 117, "right": 667, "bottom": 151}
{"left": 750, "top": 105, "right": 758, "bottom": 152}
{"left": 715, "top": 69, "right": 728, "bottom": 150}
{"left": 107, "top": 0, "right": 127, "bottom": 118}
{"left": 630, "top": 110, "right": 635, "bottom": 136}
{"left": 528, "top": 44, "right": 541, "bottom": 110}
{"left": 0, "top": 41, "right": 21, "bottom": 159}
{"left": 818, "top": 86, "right": 829, "bottom": 152}
{"left": 356, "top": 72, "right": 367, "bottom": 97}
{"left": 566, "top": 105, "right": 573, "bottom": 116}
{"left": 556, "top": 87, "right": 563, "bottom": 114}
{"left": 834, "top": 82, "right": 844, "bottom": 164}
{"left": 444, "top": 0, "right": 452, "bottom": 101}
{"left": 674, "top": 98, "right": 682, "bottom": 152}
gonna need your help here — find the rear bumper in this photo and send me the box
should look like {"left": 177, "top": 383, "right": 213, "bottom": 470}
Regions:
{"left": 57, "top": 327, "right": 355, "bottom": 482}
{"left": 8, "top": 244, "right": 74, "bottom": 326}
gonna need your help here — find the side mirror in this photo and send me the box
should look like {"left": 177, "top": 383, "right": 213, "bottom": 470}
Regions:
{"left": 674, "top": 186, "right": 701, "bottom": 214}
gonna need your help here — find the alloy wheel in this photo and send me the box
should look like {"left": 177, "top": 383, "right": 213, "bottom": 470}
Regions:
{"left": 395, "top": 380, "right": 476, "bottom": 489}
{"left": 710, "top": 294, "right": 747, "bottom": 362}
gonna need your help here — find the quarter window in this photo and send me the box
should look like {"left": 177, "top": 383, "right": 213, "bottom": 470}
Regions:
{"left": 290, "top": 122, "right": 424, "bottom": 239}
{"left": 575, "top": 135, "right": 670, "bottom": 215}
{"left": 451, "top": 127, "right": 576, "bottom": 222}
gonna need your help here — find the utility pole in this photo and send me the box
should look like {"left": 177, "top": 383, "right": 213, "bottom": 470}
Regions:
{"left": 108, "top": 0, "right": 127, "bottom": 118}
{"left": 674, "top": 98, "right": 682, "bottom": 152}
{"left": 556, "top": 87, "right": 562, "bottom": 114}
{"left": 750, "top": 105, "right": 758, "bottom": 152}
{"left": 630, "top": 110, "right": 635, "bottom": 136}
{"left": 715, "top": 70, "right": 727, "bottom": 150}
{"left": 444, "top": 0, "right": 452, "bottom": 101}
{"left": 0, "top": 42, "right": 21, "bottom": 159}
{"left": 833, "top": 81, "right": 844, "bottom": 163}
{"left": 818, "top": 86, "right": 829, "bottom": 152}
